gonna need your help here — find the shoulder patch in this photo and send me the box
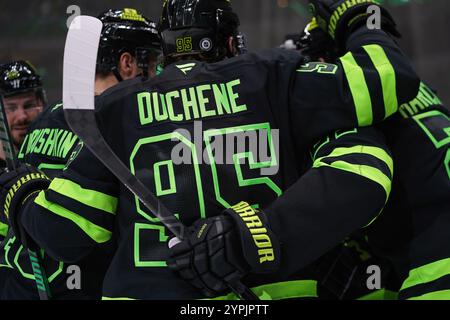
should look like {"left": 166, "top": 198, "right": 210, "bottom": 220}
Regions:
{"left": 175, "top": 63, "right": 196, "bottom": 75}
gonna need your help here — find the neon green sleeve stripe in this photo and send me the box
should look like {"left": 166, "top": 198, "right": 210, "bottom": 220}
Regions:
{"left": 209, "top": 280, "right": 317, "bottom": 300}
{"left": 314, "top": 145, "right": 394, "bottom": 177}
{"left": 35, "top": 191, "right": 112, "bottom": 243}
{"left": 408, "top": 289, "right": 450, "bottom": 300}
{"left": 38, "top": 163, "right": 66, "bottom": 171}
{"left": 340, "top": 52, "right": 373, "bottom": 126}
{"left": 49, "top": 178, "right": 117, "bottom": 214}
{"left": 363, "top": 44, "right": 398, "bottom": 119}
{"left": 358, "top": 289, "right": 398, "bottom": 300}
{"left": 400, "top": 258, "right": 450, "bottom": 291}
{"left": 102, "top": 279, "right": 317, "bottom": 300}
{"left": 0, "top": 221, "right": 8, "bottom": 237}
{"left": 313, "top": 160, "right": 392, "bottom": 198}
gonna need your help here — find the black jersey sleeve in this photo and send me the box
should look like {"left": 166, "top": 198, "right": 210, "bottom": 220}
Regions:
{"left": 19, "top": 142, "right": 119, "bottom": 263}
{"left": 264, "top": 127, "right": 393, "bottom": 276}
{"left": 290, "top": 26, "right": 420, "bottom": 147}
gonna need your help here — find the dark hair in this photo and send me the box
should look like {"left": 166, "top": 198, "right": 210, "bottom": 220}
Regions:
{"left": 96, "top": 8, "right": 162, "bottom": 79}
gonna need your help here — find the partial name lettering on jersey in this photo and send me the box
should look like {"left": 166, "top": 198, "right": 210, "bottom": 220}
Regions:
{"left": 18, "top": 128, "right": 78, "bottom": 160}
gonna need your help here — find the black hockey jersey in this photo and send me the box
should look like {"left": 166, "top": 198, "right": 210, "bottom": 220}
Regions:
{"left": 0, "top": 104, "right": 113, "bottom": 300}
{"left": 18, "top": 27, "right": 419, "bottom": 299}
{"left": 366, "top": 82, "right": 450, "bottom": 299}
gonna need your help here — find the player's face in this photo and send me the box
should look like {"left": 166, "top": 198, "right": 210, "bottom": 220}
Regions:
{"left": 4, "top": 91, "right": 44, "bottom": 148}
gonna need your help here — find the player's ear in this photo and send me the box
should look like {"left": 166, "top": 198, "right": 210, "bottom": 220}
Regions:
{"left": 118, "top": 52, "right": 137, "bottom": 80}
{"left": 227, "top": 36, "right": 238, "bottom": 57}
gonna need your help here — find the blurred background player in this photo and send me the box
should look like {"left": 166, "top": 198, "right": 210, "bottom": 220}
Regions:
{"left": 0, "top": 61, "right": 46, "bottom": 158}
{"left": 0, "top": 60, "right": 46, "bottom": 296}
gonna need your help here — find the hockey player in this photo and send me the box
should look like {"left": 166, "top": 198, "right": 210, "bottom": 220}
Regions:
{"left": 0, "top": 61, "right": 46, "bottom": 151}
{"left": 298, "top": 12, "right": 450, "bottom": 300}
{"left": 286, "top": 18, "right": 401, "bottom": 300}
{"left": 0, "top": 8, "right": 161, "bottom": 300}
{"left": 0, "top": 60, "right": 46, "bottom": 296}
{"left": 0, "top": 0, "right": 420, "bottom": 300}
{"left": 0, "top": 60, "right": 46, "bottom": 166}
{"left": 369, "top": 83, "right": 450, "bottom": 300}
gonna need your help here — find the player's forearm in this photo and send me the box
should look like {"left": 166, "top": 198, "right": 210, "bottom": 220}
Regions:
{"left": 20, "top": 186, "right": 113, "bottom": 263}
{"left": 264, "top": 167, "right": 387, "bottom": 275}
{"left": 264, "top": 128, "right": 393, "bottom": 276}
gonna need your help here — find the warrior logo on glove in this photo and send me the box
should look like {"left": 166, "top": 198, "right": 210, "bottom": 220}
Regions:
{"left": 229, "top": 202, "right": 276, "bottom": 264}
{"left": 4, "top": 172, "right": 48, "bottom": 218}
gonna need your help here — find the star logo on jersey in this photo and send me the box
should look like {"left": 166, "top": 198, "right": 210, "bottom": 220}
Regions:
{"left": 64, "top": 140, "right": 84, "bottom": 170}
{"left": 175, "top": 63, "right": 196, "bottom": 75}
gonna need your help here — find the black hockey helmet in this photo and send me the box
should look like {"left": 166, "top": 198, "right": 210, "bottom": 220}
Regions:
{"left": 159, "top": 0, "right": 241, "bottom": 64}
{"left": 96, "top": 8, "right": 162, "bottom": 80}
{"left": 0, "top": 60, "right": 47, "bottom": 105}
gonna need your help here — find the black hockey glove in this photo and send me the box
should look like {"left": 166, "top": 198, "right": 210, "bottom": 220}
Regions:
{"left": 168, "top": 201, "right": 280, "bottom": 297}
{"left": 0, "top": 165, "right": 51, "bottom": 249}
{"left": 309, "top": 0, "right": 400, "bottom": 50}
{"left": 299, "top": 18, "right": 339, "bottom": 62}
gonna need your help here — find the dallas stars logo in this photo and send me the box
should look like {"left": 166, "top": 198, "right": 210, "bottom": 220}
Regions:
{"left": 6, "top": 70, "right": 20, "bottom": 81}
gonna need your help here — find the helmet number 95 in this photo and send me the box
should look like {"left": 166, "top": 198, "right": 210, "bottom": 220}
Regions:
{"left": 176, "top": 37, "right": 193, "bottom": 53}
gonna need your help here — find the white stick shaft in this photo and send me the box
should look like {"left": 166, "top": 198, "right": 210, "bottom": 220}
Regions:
{"left": 63, "top": 16, "right": 102, "bottom": 111}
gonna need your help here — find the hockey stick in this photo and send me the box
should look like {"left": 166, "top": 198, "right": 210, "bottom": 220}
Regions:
{"left": 0, "top": 98, "right": 17, "bottom": 170}
{"left": 0, "top": 95, "right": 52, "bottom": 300}
{"left": 63, "top": 16, "right": 259, "bottom": 301}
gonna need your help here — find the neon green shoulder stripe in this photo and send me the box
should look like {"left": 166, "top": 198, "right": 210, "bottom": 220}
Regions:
{"left": 401, "top": 258, "right": 450, "bottom": 292}
{"left": 35, "top": 191, "right": 112, "bottom": 243}
{"left": 49, "top": 178, "right": 118, "bottom": 214}
{"left": 340, "top": 52, "right": 373, "bottom": 126}
{"left": 363, "top": 45, "right": 398, "bottom": 119}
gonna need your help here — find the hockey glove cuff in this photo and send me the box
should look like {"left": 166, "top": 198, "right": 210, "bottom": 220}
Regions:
{"left": 299, "top": 18, "right": 339, "bottom": 62}
{"left": 224, "top": 202, "right": 280, "bottom": 273}
{"left": 309, "top": 0, "right": 400, "bottom": 51}
{"left": 0, "top": 165, "right": 51, "bottom": 249}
